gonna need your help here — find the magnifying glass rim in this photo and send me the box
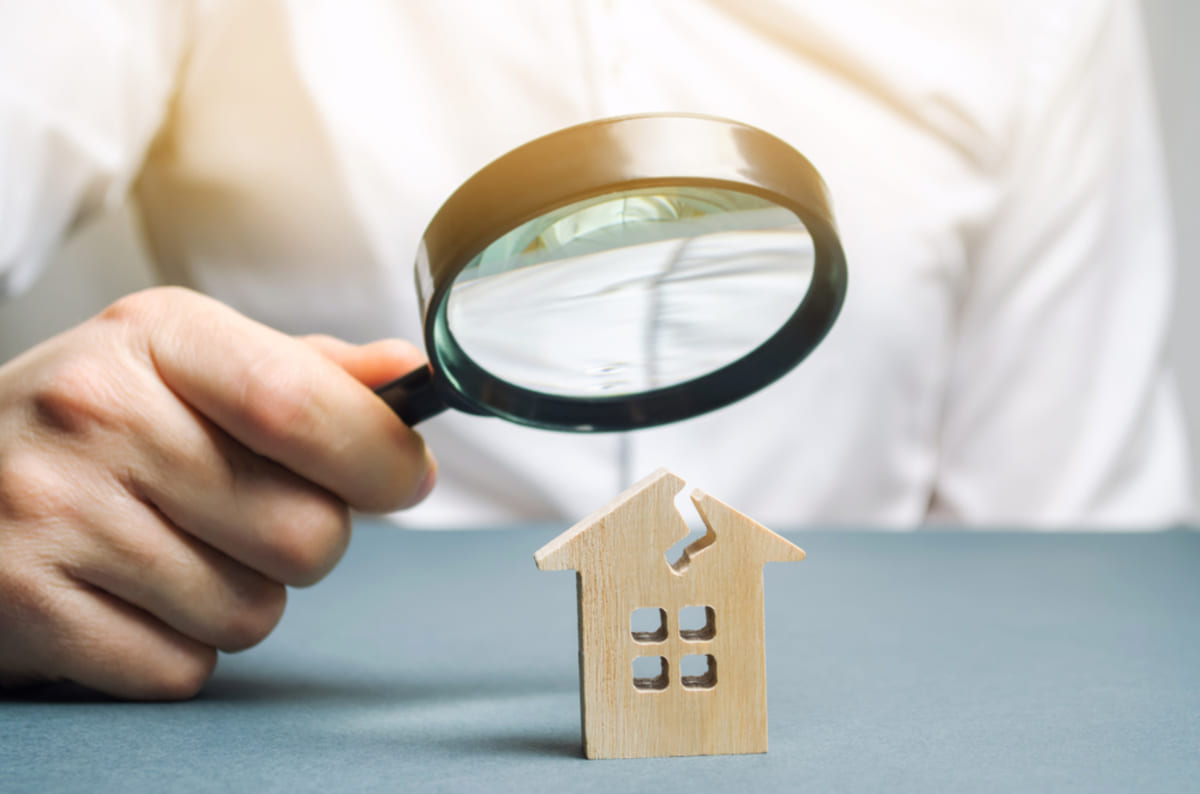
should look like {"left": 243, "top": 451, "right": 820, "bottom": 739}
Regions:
{"left": 414, "top": 113, "right": 848, "bottom": 431}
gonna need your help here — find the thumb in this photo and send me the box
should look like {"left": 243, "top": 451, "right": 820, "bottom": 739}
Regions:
{"left": 301, "top": 335, "right": 427, "bottom": 390}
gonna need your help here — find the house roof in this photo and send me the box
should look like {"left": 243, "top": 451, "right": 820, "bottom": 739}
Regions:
{"left": 534, "top": 468, "right": 805, "bottom": 572}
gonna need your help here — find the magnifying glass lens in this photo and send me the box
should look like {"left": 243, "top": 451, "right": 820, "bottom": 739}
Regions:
{"left": 445, "top": 186, "right": 814, "bottom": 399}
{"left": 376, "top": 114, "right": 845, "bottom": 430}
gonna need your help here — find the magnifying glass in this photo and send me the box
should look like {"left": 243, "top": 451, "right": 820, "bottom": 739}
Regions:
{"left": 374, "top": 113, "right": 847, "bottom": 432}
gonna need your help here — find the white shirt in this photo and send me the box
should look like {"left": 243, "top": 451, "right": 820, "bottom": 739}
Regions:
{"left": 0, "top": 0, "right": 1191, "bottom": 528}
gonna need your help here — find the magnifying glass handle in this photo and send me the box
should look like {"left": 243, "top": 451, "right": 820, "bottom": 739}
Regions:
{"left": 374, "top": 365, "right": 449, "bottom": 426}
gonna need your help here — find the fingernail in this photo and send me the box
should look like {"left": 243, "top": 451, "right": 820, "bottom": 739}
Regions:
{"left": 409, "top": 451, "right": 438, "bottom": 506}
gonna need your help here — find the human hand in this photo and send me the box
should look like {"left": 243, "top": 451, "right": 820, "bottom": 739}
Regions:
{"left": 0, "top": 288, "right": 435, "bottom": 699}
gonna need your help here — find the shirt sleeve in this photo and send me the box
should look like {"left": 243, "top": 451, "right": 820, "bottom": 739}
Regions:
{"left": 0, "top": 0, "right": 186, "bottom": 298}
{"left": 930, "top": 0, "right": 1193, "bottom": 526}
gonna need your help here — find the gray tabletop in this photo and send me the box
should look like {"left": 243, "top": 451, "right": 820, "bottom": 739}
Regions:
{"left": 3, "top": 524, "right": 1198, "bottom": 793}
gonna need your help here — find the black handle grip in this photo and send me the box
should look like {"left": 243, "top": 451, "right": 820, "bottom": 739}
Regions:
{"left": 374, "top": 365, "right": 449, "bottom": 426}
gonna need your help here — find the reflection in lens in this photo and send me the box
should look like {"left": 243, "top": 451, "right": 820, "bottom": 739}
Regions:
{"left": 446, "top": 186, "right": 815, "bottom": 398}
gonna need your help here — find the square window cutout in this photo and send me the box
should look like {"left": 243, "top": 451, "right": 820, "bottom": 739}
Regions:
{"left": 681, "top": 654, "right": 717, "bottom": 689}
{"left": 679, "top": 605, "right": 715, "bottom": 641}
{"left": 631, "top": 607, "right": 667, "bottom": 643}
{"left": 632, "top": 656, "right": 669, "bottom": 691}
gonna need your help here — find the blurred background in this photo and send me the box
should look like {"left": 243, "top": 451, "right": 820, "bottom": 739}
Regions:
{"left": 2, "top": 0, "right": 1197, "bottom": 517}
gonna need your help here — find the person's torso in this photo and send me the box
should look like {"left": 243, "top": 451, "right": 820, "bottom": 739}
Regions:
{"left": 134, "top": 0, "right": 1018, "bottom": 526}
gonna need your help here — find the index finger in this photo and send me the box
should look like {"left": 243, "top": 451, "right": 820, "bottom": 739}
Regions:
{"left": 107, "top": 288, "right": 434, "bottom": 512}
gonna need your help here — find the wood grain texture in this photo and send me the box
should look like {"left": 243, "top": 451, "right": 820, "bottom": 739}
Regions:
{"left": 535, "top": 468, "right": 805, "bottom": 759}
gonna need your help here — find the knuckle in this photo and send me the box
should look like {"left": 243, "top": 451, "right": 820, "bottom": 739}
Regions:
{"left": 29, "top": 357, "right": 132, "bottom": 438}
{"left": 236, "top": 356, "right": 322, "bottom": 450}
{"left": 95, "top": 517, "right": 163, "bottom": 579}
{"left": 0, "top": 451, "right": 77, "bottom": 523}
{"left": 97, "top": 289, "right": 157, "bottom": 327}
{"left": 139, "top": 646, "right": 217, "bottom": 701}
{"left": 96, "top": 286, "right": 194, "bottom": 328}
{"left": 216, "top": 581, "right": 287, "bottom": 652}
{"left": 264, "top": 493, "right": 351, "bottom": 586}
{"left": 0, "top": 559, "right": 63, "bottom": 637}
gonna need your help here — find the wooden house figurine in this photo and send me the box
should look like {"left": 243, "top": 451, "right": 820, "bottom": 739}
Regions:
{"left": 534, "top": 468, "right": 805, "bottom": 759}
